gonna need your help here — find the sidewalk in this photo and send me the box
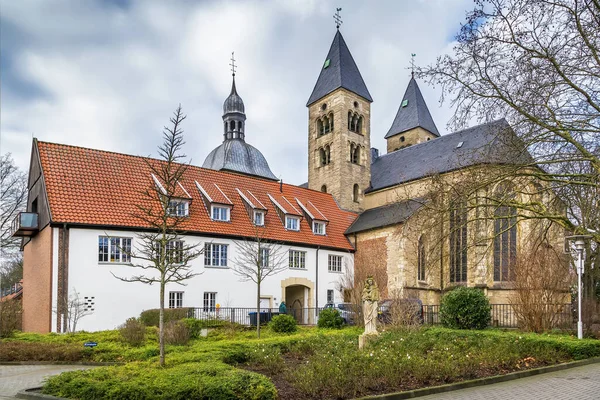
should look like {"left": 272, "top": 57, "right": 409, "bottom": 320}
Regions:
{"left": 417, "top": 362, "right": 600, "bottom": 400}
{"left": 0, "top": 365, "right": 94, "bottom": 399}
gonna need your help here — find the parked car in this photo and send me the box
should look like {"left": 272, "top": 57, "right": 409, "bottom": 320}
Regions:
{"left": 324, "top": 302, "right": 358, "bottom": 325}
{"left": 377, "top": 298, "right": 423, "bottom": 325}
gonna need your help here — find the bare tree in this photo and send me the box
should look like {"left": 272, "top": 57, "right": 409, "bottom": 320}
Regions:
{"left": 231, "top": 227, "right": 288, "bottom": 338}
{"left": 0, "top": 154, "right": 27, "bottom": 270}
{"left": 53, "top": 289, "right": 94, "bottom": 333}
{"left": 419, "top": 0, "right": 600, "bottom": 244}
{"left": 112, "top": 105, "right": 202, "bottom": 366}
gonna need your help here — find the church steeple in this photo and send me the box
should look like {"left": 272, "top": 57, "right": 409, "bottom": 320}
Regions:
{"left": 306, "top": 30, "right": 373, "bottom": 107}
{"left": 223, "top": 54, "right": 246, "bottom": 141}
{"left": 385, "top": 76, "right": 439, "bottom": 152}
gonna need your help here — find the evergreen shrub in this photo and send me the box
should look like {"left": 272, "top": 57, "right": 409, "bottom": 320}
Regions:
{"left": 269, "top": 314, "right": 297, "bottom": 333}
{"left": 440, "top": 287, "right": 491, "bottom": 330}
{"left": 317, "top": 308, "right": 345, "bottom": 329}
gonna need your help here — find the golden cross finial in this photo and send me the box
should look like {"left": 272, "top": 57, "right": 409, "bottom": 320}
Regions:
{"left": 334, "top": 8, "right": 342, "bottom": 29}
{"left": 229, "top": 52, "right": 237, "bottom": 76}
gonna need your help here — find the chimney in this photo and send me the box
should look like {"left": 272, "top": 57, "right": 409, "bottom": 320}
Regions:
{"left": 370, "top": 148, "right": 379, "bottom": 164}
{"left": 280, "top": 179, "right": 283, "bottom": 192}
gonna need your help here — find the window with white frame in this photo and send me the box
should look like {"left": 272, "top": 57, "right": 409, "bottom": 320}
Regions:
{"left": 259, "top": 247, "right": 270, "bottom": 267}
{"left": 327, "top": 289, "right": 334, "bottom": 304}
{"left": 254, "top": 210, "right": 265, "bottom": 226}
{"left": 289, "top": 250, "right": 306, "bottom": 269}
{"left": 167, "top": 200, "right": 189, "bottom": 217}
{"left": 169, "top": 291, "right": 183, "bottom": 308}
{"left": 167, "top": 240, "right": 184, "bottom": 264}
{"left": 203, "top": 292, "right": 216, "bottom": 312}
{"left": 285, "top": 216, "right": 300, "bottom": 231}
{"left": 313, "top": 221, "right": 326, "bottom": 235}
{"left": 98, "top": 236, "right": 131, "bottom": 263}
{"left": 204, "top": 243, "right": 228, "bottom": 267}
{"left": 211, "top": 205, "right": 230, "bottom": 221}
{"left": 328, "top": 255, "right": 342, "bottom": 273}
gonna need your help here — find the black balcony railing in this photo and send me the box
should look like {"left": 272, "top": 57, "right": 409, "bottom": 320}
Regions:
{"left": 10, "top": 212, "right": 38, "bottom": 237}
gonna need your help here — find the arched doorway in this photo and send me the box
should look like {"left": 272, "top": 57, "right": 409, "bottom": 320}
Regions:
{"left": 281, "top": 278, "right": 314, "bottom": 325}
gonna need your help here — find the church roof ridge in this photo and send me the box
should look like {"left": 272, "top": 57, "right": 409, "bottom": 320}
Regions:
{"left": 306, "top": 30, "right": 373, "bottom": 106}
{"left": 384, "top": 76, "right": 439, "bottom": 138}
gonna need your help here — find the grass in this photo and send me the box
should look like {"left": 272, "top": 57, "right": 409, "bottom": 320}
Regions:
{"left": 1, "top": 325, "right": 598, "bottom": 399}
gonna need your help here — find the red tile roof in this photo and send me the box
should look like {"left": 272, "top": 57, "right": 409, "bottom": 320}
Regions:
{"left": 37, "top": 141, "right": 357, "bottom": 251}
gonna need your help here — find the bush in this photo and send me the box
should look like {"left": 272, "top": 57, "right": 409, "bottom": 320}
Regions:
{"left": 0, "top": 342, "right": 87, "bottom": 362}
{"left": 183, "top": 318, "right": 205, "bottom": 339}
{"left": 0, "top": 299, "right": 22, "bottom": 337}
{"left": 317, "top": 308, "right": 345, "bottom": 329}
{"left": 269, "top": 314, "right": 297, "bottom": 333}
{"left": 164, "top": 320, "right": 190, "bottom": 345}
{"left": 139, "top": 308, "right": 191, "bottom": 327}
{"left": 119, "top": 318, "right": 146, "bottom": 347}
{"left": 440, "top": 287, "right": 491, "bottom": 330}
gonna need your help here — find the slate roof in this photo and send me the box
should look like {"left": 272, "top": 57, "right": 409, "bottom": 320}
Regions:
{"left": 370, "top": 119, "right": 533, "bottom": 192}
{"left": 202, "top": 139, "right": 278, "bottom": 180}
{"left": 345, "top": 199, "right": 425, "bottom": 234}
{"left": 306, "top": 30, "right": 373, "bottom": 106}
{"left": 36, "top": 141, "right": 357, "bottom": 251}
{"left": 385, "top": 77, "right": 439, "bottom": 138}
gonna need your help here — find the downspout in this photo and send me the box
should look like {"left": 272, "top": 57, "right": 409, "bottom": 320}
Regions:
{"left": 62, "top": 223, "right": 68, "bottom": 333}
{"left": 439, "top": 218, "right": 444, "bottom": 293}
{"left": 315, "top": 246, "right": 320, "bottom": 309}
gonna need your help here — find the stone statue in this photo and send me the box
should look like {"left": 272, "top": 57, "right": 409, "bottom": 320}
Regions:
{"left": 362, "top": 276, "right": 380, "bottom": 336}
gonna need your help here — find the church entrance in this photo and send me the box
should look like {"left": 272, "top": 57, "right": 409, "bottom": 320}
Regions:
{"left": 281, "top": 277, "right": 314, "bottom": 325}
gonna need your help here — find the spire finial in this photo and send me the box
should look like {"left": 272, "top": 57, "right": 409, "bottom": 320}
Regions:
{"left": 334, "top": 7, "right": 342, "bottom": 30}
{"left": 410, "top": 53, "right": 417, "bottom": 78}
{"left": 229, "top": 51, "right": 237, "bottom": 76}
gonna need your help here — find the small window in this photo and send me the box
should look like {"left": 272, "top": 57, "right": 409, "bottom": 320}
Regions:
{"left": 289, "top": 250, "right": 306, "bottom": 269}
{"left": 321, "top": 185, "right": 327, "bottom": 193}
{"left": 211, "top": 205, "right": 230, "bottom": 221}
{"left": 323, "top": 59, "right": 330, "bottom": 69}
{"left": 353, "top": 184, "right": 359, "bottom": 203}
{"left": 285, "top": 216, "right": 300, "bottom": 231}
{"left": 203, "top": 292, "right": 216, "bottom": 312}
{"left": 417, "top": 235, "right": 426, "bottom": 281}
{"left": 259, "top": 247, "right": 270, "bottom": 267}
{"left": 204, "top": 243, "right": 228, "bottom": 267}
{"left": 400, "top": 136, "right": 405, "bottom": 142}
{"left": 327, "top": 289, "right": 334, "bottom": 304}
{"left": 169, "top": 292, "right": 183, "bottom": 308}
{"left": 328, "top": 255, "right": 342, "bottom": 273}
{"left": 321, "top": 103, "right": 327, "bottom": 111}
{"left": 401, "top": 99, "right": 409, "bottom": 107}
{"left": 99, "top": 236, "right": 131, "bottom": 263}
{"left": 254, "top": 211, "right": 265, "bottom": 226}
{"left": 353, "top": 101, "right": 359, "bottom": 108}
{"left": 313, "top": 221, "right": 326, "bottom": 235}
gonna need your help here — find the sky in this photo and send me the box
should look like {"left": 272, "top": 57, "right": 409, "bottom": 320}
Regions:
{"left": 0, "top": 0, "right": 474, "bottom": 185}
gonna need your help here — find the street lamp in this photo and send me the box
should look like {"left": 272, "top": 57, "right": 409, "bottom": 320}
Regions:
{"left": 565, "top": 235, "right": 592, "bottom": 339}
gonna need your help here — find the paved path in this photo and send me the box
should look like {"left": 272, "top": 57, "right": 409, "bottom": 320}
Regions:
{"left": 419, "top": 362, "right": 600, "bottom": 400}
{"left": 0, "top": 365, "right": 94, "bottom": 399}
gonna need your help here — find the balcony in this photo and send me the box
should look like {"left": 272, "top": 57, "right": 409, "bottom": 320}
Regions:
{"left": 11, "top": 212, "right": 39, "bottom": 237}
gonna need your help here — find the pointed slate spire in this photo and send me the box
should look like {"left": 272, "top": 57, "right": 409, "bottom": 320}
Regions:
{"left": 384, "top": 76, "right": 439, "bottom": 138}
{"left": 307, "top": 30, "right": 373, "bottom": 106}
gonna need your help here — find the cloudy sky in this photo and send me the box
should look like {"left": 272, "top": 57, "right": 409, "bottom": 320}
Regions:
{"left": 1, "top": 0, "right": 473, "bottom": 184}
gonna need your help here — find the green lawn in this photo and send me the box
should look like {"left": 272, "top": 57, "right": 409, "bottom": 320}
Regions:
{"left": 2, "top": 326, "right": 599, "bottom": 399}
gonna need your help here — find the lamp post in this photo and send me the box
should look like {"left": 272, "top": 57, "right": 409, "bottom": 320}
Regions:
{"left": 566, "top": 235, "right": 592, "bottom": 339}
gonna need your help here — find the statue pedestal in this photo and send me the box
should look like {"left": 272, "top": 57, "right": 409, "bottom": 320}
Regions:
{"left": 358, "top": 332, "right": 379, "bottom": 350}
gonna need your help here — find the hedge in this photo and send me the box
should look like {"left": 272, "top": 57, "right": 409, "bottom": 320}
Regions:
{"left": 139, "top": 308, "right": 192, "bottom": 327}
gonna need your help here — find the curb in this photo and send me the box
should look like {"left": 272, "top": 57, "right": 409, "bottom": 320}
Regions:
{"left": 16, "top": 388, "right": 64, "bottom": 400}
{"left": 357, "top": 357, "right": 600, "bottom": 399}
{"left": 0, "top": 361, "right": 123, "bottom": 366}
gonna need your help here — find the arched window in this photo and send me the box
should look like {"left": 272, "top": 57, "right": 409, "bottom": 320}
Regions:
{"left": 319, "top": 148, "right": 327, "bottom": 166}
{"left": 353, "top": 184, "right": 359, "bottom": 202}
{"left": 324, "top": 145, "right": 331, "bottom": 164}
{"left": 351, "top": 145, "right": 360, "bottom": 164}
{"left": 494, "top": 182, "right": 517, "bottom": 282}
{"left": 449, "top": 200, "right": 468, "bottom": 283}
{"left": 321, "top": 185, "right": 327, "bottom": 193}
{"left": 324, "top": 116, "right": 331, "bottom": 134}
{"left": 417, "top": 235, "right": 426, "bottom": 281}
{"left": 348, "top": 111, "right": 352, "bottom": 130}
{"left": 317, "top": 119, "right": 324, "bottom": 136}
{"left": 357, "top": 116, "right": 363, "bottom": 134}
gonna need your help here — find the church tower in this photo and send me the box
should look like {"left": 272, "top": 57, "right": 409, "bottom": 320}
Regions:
{"left": 307, "top": 29, "right": 373, "bottom": 213}
{"left": 385, "top": 75, "right": 439, "bottom": 152}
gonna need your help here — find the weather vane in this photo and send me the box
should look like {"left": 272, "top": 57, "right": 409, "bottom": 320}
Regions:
{"left": 334, "top": 7, "right": 342, "bottom": 29}
{"left": 229, "top": 52, "right": 237, "bottom": 77}
{"left": 410, "top": 53, "right": 417, "bottom": 77}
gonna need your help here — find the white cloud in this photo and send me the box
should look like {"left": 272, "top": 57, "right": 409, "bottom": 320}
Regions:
{"left": 0, "top": 0, "right": 473, "bottom": 184}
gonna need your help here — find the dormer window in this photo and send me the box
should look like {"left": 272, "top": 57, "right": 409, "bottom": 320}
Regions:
{"left": 254, "top": 210, "right": 265, "bottom": 226}
{"left": 285, "top": 216, "right": 300, "bottom": 231}
{"left": 168, "top": 200, "right": 189, "bottom": 217}
{"left": 313, "top": 221, "right": 326, "bottom": 235}
{"left": 211, "top": 205, "right": 230, "bottom": 222}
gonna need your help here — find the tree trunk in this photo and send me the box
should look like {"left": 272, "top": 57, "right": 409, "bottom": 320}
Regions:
{"left": 159, "top": 280, "right": 165, "bottom": 367}
{"left": 256, "top": 280, "right": 261, "bottom": 339}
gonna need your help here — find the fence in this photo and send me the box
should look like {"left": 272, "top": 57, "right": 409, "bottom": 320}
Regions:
{"left": 422, "top": 303, "right": 574, "bottom": 329}
{"left": 186, "top": 303, "right": 575, "bottom": 329}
